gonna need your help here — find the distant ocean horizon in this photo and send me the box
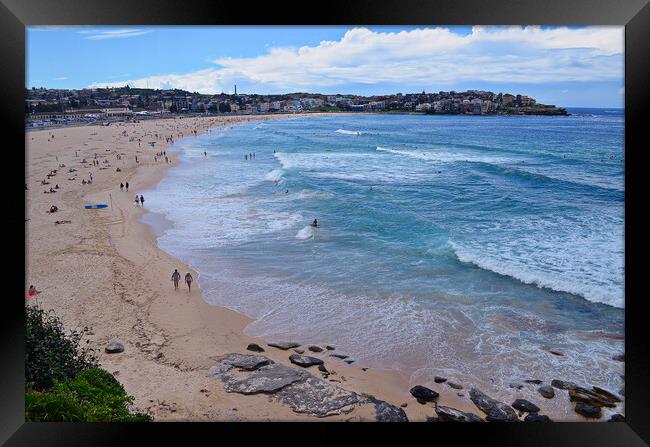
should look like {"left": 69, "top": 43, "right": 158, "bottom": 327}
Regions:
{"left": 143, "top": 108, "right": 624, "bottom": 407}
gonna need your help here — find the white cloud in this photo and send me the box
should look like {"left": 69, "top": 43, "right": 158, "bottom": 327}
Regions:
{"left": 90, "top": 26, "right": 624, "bottom": 94}
{"left": 52, "top": 77, "right": 68, "bottom": 81}
{"left": 81, "top": 29, "right": 152, "bottom": 40}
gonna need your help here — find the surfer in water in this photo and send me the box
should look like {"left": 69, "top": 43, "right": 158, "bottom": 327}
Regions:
{"left": 311, "top": 219, "right": 319, "bottom": 228}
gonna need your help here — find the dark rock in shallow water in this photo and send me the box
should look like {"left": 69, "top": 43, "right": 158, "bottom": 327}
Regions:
{"left": 344, "top": 359, "right": 355, "bottom": 364}
{"left": 293, "top": 349, "right": 305, "bottom": 354}
{"left": 318, "top": 364, "right": 329, "bottom": 373}
{"left": 268, "top": 341, "right": 301, "bottom": 350}
{"left": 608, "top": 413, "right": 625, "bottom": 422}
{"left": 289, "top": 354, "right": 324, "bottom": 367}
{"left": 371, "top": 398, "right": 409, "bottom": 422}
{"left": 435, "top": 405, "right": 483, "bottom": 422}
{"left": 574, "top": 402, "right": 602, "bottom": 418}
{"left": 525, "top": 380, "right": 543, "bottom": 385}
{"left": 330, "top": 353, "right": 349, "bottom": 359}
{"left": 447, "top": 382, "right": 463, "bottom": 390}
{"left": 613, "top": 354, "right": 624, "bottom": 362}
{"left": 308, "top": 345, "right": 324, "bottom": 353}
{"left": 538, "top": 385, "right": 555, "bottom": 399}
{"left": 508, "top": 383, "right": 524, "bottom": 390}
{"left": 551, "top": 379, "right": 578, "bottom": 390}
{"left": 246, "top": 343, "right": 265, "bottom": 353}
{"left": 619, "top": 386, "right": 625, "bottom": 397}
{"left": 469, "top": 388, "right": 519, "bottom": 422}
{"left": 105, "top": 340, "right": 124, "bottom": 353}
{"left": 325, "top": 345, "right": 336, "bottom": 350}
{"left": 524, "top": 413, "right": 552, "bottom": 422}
{"left": 569, "top": 388, "right": 617, "bottom": 408}
{"left": 434, "top": 376, "right": 447, "bottom": 383}
{"left": 591, "top": 386, "right": 622, "bottom": 403}
{"left": 512, "top": 399, "right": 540, "bottom": 413}
{"left": 409, "top": 385, "right": 439, "bottom": 404}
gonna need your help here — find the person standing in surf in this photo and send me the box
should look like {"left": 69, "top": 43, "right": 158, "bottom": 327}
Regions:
{"left": 171, "top": 269, "right": 181, "bottom": 290}
{"left": 185, "top": 272, "right": 193, "bottom": 293}
{"left": 140, "top": 194, "right": 144, "bottom": 207}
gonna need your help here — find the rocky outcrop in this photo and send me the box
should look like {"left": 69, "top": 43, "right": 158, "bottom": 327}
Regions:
{"left": 370, "top": 397, "right": 409, "bottom": 422}
{"left": 308, "top": 345, "right": 324, "bottom": 352}
{"left": 409, "top": 385, "right": 439, "bottom": 404}
{"left": 435, "top": 405, "right": 483, "bottom": 422}
{"left": 434, "top": 376, "right": 447, "bottom": 383}
{"left": 268, "top": 341, "right": 301, "bottom": 350}
{"left": 210, "top": 353, "right": 407, "bottom": 420}
{"left": 469, "top": 388, "right": 519, "bottom": 422}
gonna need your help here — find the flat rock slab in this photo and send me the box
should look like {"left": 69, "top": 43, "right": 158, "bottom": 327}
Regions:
{"left": 371, "top": 398, "right": 409, "bottom": 422}
{"left": 211, "top": 353, "right": 405, "bottom": 419}
{"left": 551, "top": 379, "right": 578, "bottom": 390}
{"left": 105, "top": 340, "right": 124, "bottom": 353}
{"left": 289, "top": 354, "right": 324, "bottom": 367}
{"left": 469, "top": 388, "right": 519, "bottom": 422}
{"left": 330, "top": 353, "right": 349, "bottom": 359}
{"left": 220, "top": 353, "right": 273, "bottom": 371}
{"left": 268, "top": 341, "right": 301, "bottom": 350}
{"left": 227, "top": 363, "right": 308, "bottom": 394}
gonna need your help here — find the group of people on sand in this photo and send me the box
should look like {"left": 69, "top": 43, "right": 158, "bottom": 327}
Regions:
{"left": 170, "top": 269, "right": 193, "bottom": 292}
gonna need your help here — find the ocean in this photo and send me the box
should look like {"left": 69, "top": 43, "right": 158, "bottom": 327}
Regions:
{"left": 143, "top": 109, "right": 624, "bottom": 407}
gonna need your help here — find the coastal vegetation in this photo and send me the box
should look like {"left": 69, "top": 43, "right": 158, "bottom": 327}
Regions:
{"left": 25, "top": 305, "right": 151, "bottom": 422}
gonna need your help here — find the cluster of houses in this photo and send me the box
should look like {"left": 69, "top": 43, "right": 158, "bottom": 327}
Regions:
{"left": 25, "top": 86, "right": 567, "bottom": 124}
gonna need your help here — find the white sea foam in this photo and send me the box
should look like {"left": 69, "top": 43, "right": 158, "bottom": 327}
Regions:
{"left": 264, "top": 169, "right": 285, "bottom": 183}
{"left": 295, "top": 225, "right": 314, "bottom": 240}
{"left": 335, "top": 129, "right": 363, "bottom": 136}
{"left": 376, "top": 146, "right": 517, "bottom": 165}
{"left": 449, "top": 240, "right": 624, "bottom": 308}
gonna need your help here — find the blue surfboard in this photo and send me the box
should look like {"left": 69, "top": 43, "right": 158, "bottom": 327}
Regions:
{"left": 84, "top": 204, "right": 108, "bottom": 209}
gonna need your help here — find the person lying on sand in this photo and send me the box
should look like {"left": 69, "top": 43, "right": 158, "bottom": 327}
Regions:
{"left": 55, "top": 220, "right": 71, "bottom": 225}
{"left": 48, "top": 205, "right": 58, "bottom": 213}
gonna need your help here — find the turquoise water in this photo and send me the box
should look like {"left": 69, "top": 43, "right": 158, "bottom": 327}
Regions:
{"left": 144, "top": 110, "right": 624, "bottom": 401}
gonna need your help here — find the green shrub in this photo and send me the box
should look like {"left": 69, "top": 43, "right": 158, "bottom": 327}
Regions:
{"left": 26, "top": 368, "right": 152, "bottom": 422}
{"left": 26, "top": 305, "right": 98, "bottom": 391}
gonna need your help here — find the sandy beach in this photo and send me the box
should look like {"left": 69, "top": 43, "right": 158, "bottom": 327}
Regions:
{"left": 26, "top": 113, "right": 490, "bottom": 422}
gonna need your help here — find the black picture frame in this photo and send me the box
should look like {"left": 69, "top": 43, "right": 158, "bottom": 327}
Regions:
{"left": 2, "top": 0, "right": 648, "bottom": 444}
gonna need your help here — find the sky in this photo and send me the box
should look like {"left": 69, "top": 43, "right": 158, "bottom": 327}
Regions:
{"left": 27, "top": 26, "right": 624, "bottom": 108}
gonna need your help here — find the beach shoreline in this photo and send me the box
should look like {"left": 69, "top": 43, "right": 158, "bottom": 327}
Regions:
{"left": 26, "top": 113, "right": 622, "bottom": 422}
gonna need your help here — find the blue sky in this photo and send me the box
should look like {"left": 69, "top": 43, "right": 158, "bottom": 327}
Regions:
{"left": 27, "top": 26, "right": 624, "bottom": 108}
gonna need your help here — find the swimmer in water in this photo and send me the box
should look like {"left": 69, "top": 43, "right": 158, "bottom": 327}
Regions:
{"left": 311, "top": 219, "right": 318, "bottom": 228}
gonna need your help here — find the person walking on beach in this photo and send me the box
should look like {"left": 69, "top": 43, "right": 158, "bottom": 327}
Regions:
{"left": 120, "top": 182, "right": 124, "bottom": 191}
{"left": 185, "top": 272, "right": 193, "bottom": 293}
{"left": 140, "top": 194, "right": 144, "bottom": 207}
{"left": 134, "top": 195, "right": 140, "bottom": 207}
{"left": 125, "top": 181, "right": 129, "bottom": 191}
{"left": 171, "top": 269, "right": 181, "bottom": 290}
